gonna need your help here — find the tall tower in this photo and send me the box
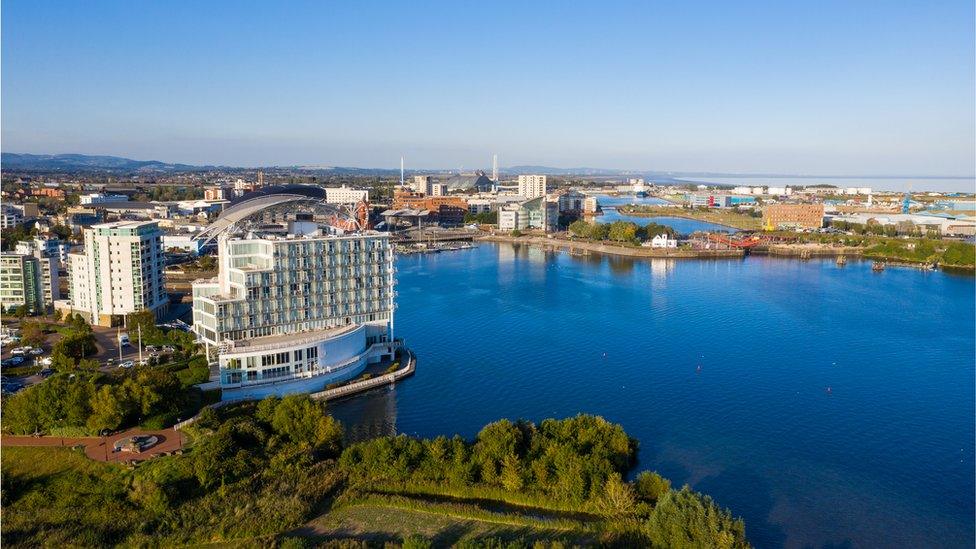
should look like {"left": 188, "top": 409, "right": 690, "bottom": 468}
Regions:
{"left": 492, "top": 154, "right": 498, "bottom": 182}
{"left": 400, "top": 156, "right": 404, "bottom": 185}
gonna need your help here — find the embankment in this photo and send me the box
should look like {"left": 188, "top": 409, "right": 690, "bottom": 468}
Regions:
{"left": 477, "top": 235, "right": 744, "bottom": 259}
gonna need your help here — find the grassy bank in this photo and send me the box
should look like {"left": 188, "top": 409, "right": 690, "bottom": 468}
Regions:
{"left": 1, "top": 401, "right": 751, "bottom": 548}
{"left": 616, "top": 205, "right": 763, "bottom": 231}
{"left": 763, "top": 232, "right": 975, "bottom": 269}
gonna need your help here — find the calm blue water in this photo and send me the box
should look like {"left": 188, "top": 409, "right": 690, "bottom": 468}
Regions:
{"left": 594, "top": 194, "right": 738, "bottom": 234}
{"left": 331, "top": 244, "right": 975, "bottom": 549}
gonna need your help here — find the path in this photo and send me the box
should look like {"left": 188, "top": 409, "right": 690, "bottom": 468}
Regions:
{"left": 1, "top": 427, "right": 185, "bottom": 463}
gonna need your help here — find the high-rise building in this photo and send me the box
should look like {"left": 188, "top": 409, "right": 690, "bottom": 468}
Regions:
{"left": 518, "top": 175, "right": 548, "bottom": 199}
{"left": 65, "top": 221, "right": 167, "bottom": 326}
{"left": 411, "top": 175, "right": 433, "bottom": 195}
{"left": 13, "top": 239, "right": 60, "bottom": 306}
{"left": 192, "top": 224, "right": 396, "bottom": 399}
{"left": 0, "top": 254, "right": 44, "bottom": 313}
{"left": 430, "top": 183, "right": 448, "bottom": 197}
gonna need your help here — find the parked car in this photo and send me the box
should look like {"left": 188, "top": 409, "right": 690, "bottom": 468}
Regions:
{"left": 10, "top": 347, "right": 28, "bottom": 356}
{"left": 119, "top": 360, "right": 134, "bottom": 369}
{"left": 39, "top": 368, "right": 53, "bottom": 378}
{"left": 162, "top": 345, "right": 176, "bottom": 353}
{"left": 145, "top": 345, "right": 158, "bottom": 353}
{"left": 29, "top": 348, "right": 44, "bottom": 356}
{"left": 37, "top": 357, "right": 53, "bottom": 367}
{"left": 2, "top": 357, "right": 25, "bottom": 367}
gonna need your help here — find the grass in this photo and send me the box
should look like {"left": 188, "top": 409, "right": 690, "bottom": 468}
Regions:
{"left": 1, "top": 447, "right": 143, "bottom": 548}
{"left": 616, "top": 205, "right": 763, "bottom": 230}
{"left": 306, "top": 496, "right": 597, "bottom": 547}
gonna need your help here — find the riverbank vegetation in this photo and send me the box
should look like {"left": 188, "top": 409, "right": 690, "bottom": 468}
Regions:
{"left": 616, "top": 205, "right": 763, "bottom": 231}
{"left": 1, "top": 399, "right": 750, "bottom": 548}
{"left": 568, "top": 220, "right": 676, "bottom": 245}
{"left": 768, "top": 231, "right": 975, "bottom": 268}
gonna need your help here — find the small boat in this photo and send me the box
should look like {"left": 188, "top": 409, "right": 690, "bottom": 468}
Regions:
{"left": 872, "top": 261, "right": 885, "bottom": 272}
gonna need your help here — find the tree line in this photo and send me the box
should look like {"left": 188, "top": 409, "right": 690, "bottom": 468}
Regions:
{"left": 568, "top": 220, "right": 676, "bottom": 245}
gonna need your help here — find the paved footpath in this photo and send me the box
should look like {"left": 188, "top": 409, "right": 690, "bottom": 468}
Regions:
{"left": 1, "top": 427, "right": 185, "bottom": 463}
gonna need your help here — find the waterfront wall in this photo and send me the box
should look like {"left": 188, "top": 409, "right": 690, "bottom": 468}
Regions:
{"left": 477, "top": 235, "right": 745, "bottom": 259}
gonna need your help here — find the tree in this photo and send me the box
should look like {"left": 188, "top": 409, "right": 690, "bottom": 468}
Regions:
{"left": 644, "top": 486, "right": 749, "bottom": 549}
{"left": 14, "top": 304, "right": 30, "bottom": 318}
{"left": 87, "top": 386, "right": 127, "bottom": 433}
{"left": 569, "top": 219, "right": 591, "bottom": 238}
{"left": 20, "top": 321, "right": 47, "bottom": 348}
{"left": 634, "top": 471, "right": 671, "bottom": 504}
{"left": 607, "top": 221, "right": 638, "bottom": 243}
{"left": 261, "top": 395, "right": 344, "bottom": 456}
{"left": 126, "top": 310, "right": 164, "bottom": 344}
{"left": 594, "top": 473, "right": 637, "bottom": 520}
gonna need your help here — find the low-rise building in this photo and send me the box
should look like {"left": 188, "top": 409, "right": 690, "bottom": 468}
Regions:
{"left": 763, "top": 204, "right": 825, "bottom": 230}
{"left": 1, "top": 204, "right": 24, "bottom": 229}
{"left": 324, "top": 184, "right": 369, "bottom": 205}
{"left": 80, "top": 193, "right": 129, "bottom": 205}
{"left": 648, "top": 234, "right": 678, "bottom": 248}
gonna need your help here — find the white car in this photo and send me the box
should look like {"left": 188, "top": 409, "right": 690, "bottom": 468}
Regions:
{"left": 10, "top": 347, "right": 27, "bottom": 356}
{"left": 119, "top": 360, "right": 134, "bottom": 369}
{"left": 38, "top": 357, "right": 53, "bottom": 366}
{"left": 29, "top": 348, "right": 44, "bottom": 356}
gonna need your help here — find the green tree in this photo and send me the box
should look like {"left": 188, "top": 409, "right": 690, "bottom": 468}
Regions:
{"left": 594, "top": 473, "right": 637, "bottom": 520}
{"left": 644, "top": 486, "right": 749, "bottom": 549}
{"left": 20, "top": 321, "right": 47, "bottom": 348}
{"left": 634, "top": 471, "right": 671, "bottom": 504}
{"left": 87, "top": 386, "right": 127, "bottom": 433}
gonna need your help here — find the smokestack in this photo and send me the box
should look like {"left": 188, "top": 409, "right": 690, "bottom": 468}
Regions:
{"left": 492, "top": 154, "right": 498, "bottom": 182}
{"left": 400, "top": 156, "right": 404, "bottom": 185}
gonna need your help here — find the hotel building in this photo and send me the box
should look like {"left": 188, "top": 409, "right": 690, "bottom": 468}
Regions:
{"left": 192, "top": 223, "right": 396, "bottom": 400}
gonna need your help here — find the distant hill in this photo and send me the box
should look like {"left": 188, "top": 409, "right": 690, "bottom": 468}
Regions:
{"left": 1, "top": 153, "right": 215, "bottom": 173}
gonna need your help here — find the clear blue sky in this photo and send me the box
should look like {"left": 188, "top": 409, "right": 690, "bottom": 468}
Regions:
{"left": 2, "top": 0, "right": 974, "bottom": 179}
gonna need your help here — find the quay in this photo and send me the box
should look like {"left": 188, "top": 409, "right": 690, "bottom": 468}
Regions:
{"left": 477, "top": 234, "right": 745, "bottom": 259}
{"left": 173, "top": 348, "right": 416, "bottom": 431}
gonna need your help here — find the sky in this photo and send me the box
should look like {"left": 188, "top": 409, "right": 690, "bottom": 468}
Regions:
{"left": 2, "top": 0, "right": 974, "bottom": 183}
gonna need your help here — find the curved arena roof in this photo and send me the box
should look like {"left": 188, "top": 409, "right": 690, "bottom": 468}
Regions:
{"left": 197, "top": 185, "right": 357, "bottom": 244}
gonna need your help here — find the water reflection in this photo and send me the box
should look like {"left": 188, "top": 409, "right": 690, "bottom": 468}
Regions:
{"left": 329, "top": 386, "right": 399, "bottom": 443}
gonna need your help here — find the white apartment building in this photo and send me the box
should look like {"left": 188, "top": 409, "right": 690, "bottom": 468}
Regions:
{"left": 323, "top": 184, "right": 369, "bottom": 205}
{"left": 80, "top": 193, "right": 129, "bottom": 205}
{"left": 11, "top": 240, "right": 60, "bottom": 307}
{"left": 16, "top": 236, "right": 70, "bottom": 268}
{"left": 0, "top": 254, "right": 44, "bottom": 313}
{"left": 430, "top": 183, "right": 448, "bottom": 197}
{"left": 411, "top": 175, "right": 433, "bottom": 195}
{"left": 1, "top": 204, "right": 24, "bottom": 229}
{"left": 518, "top": 175, "right": 548, "bottom": 199}
{"left": 64, "top": 221, "right": 167, "bottom": 327}
{"left": 583, "top": 196, "right": 599, "bottom": 214}
{"left": 192, "top": 225, "right": 396, "bottom": 399}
